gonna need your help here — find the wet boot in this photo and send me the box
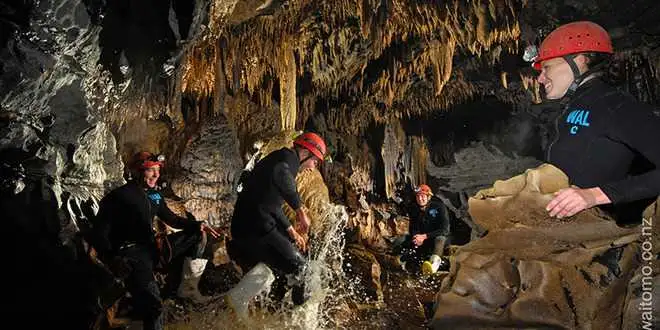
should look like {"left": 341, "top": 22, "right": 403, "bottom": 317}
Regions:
{"left": 291, "top": 283, "right": 309, "bottom": 306}
{"left": 225, "top": 263, "right": 275, "bottom": 320}
{"left": 177, "top": 258, "right": 211, "bottom": 303}
{"left": 421, "top": 254, "right": 443, "bottom": 275}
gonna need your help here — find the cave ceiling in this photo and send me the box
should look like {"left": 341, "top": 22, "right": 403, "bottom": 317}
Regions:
{"left": 174, "top": 0, "right": 660, "bottom": 132}
{"left": 1, "top": 0, "right": 659, "bottom": 157}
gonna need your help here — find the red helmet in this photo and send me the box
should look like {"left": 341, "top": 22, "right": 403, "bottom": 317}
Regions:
{"left": 533, "top": 21, "right": 613, "bottom": 70}
{"left": 131, "top": 151, "right": 164, "bottom": 170}
{"left": 293, "top": 132, "right": 327, "bottom": 161}
{"left": 415, "top": 184, "right": 433, "bottom": 196}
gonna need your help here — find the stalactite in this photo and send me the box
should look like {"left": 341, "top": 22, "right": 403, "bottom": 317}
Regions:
{"left": 180, "top": 38, "right": 219, "bottom": 98}
{"left": 532, "top": 79, "right": 541, "bottom": 104}
{"left": 277, "top": 39, "right": 298, "bottom": 131}
{"left": 213, "top": 44, "right": 227, "bottom": 116}
{"left": 180, "top": 0, "right": 526, "bottom": 135}
{"left": 433, "top": 38, "right": 456, "bottom": 96}
{"left": 520, "top": 72, "right": 530, "bottom": 90}
{"left": 381, "top": 120, "right": 406, "bottom": 200}
{"left": 410, "top": 135, "right": 428, "bottom": 187}
{"left": 519, "top": 72, "right": 541, "bottom": 104}
{"left": 179, "top": 0, "right": 237, "bottom": 99}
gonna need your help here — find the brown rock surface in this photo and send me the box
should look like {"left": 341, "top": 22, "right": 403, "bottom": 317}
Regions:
{"left": 431, "top": 164, "right": 645, "bottom": 329}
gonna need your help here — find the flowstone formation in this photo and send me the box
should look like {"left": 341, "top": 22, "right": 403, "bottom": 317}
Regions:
{"left": 431, "top": 164, "right": 659, "bottom": 329}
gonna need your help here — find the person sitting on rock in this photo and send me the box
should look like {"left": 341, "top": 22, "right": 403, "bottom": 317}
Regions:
{"left": 393, "top": 184, "right": 451, "bottom": 274}
{"left": 90, "top": 151, "right": 209, "bottom": 330}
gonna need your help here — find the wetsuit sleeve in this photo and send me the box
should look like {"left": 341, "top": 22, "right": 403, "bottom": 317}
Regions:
{"left": 426, "top": 204, "right": 451, "bottom": 239}
{"left": 272, "top": 161, "right": 302, "bottom": 211}
{"left": 157, "top": 199, "right": 195, "bottom": 230}
{"left": 600, "top": 102, "right": 660, "bottom": 203}
{"left": 92, "top": 194, "right": 117, "bottom": 260}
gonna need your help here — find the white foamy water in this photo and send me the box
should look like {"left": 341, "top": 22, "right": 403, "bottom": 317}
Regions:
{"left": 288, "top": 203, "right": 350, "bottom": 329}
{"left": 186, "top": 202, "right": 350, "bottom": 330}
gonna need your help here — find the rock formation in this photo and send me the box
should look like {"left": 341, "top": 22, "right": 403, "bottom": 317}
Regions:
{"left": 431, "top": 164, "right": 658, "bottom": 329}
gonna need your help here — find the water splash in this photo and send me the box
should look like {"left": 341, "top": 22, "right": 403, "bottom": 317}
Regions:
{"left": 288, "top": 202, "right": 349, "bottom": 329}
{"left": 181, "top": 201, "right": 349, "bottom": 330}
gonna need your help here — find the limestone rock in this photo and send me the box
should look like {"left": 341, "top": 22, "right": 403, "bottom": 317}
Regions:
{"left": 431, "top": 164, "right": 644, "bottom": 329}
{"left": 170, "top": 115, "right": 242, "bottom": 227}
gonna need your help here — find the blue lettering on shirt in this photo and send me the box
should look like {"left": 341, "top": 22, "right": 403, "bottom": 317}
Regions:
{"left": 565, "top": 109, "right": 591, "bottom": 135}
{"left": 147, "top": 191, "right": 162, "bottom": 205}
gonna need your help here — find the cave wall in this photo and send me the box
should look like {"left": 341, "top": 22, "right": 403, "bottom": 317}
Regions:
{"left": 1, "top": 0, "right": 660, "bottom": 325}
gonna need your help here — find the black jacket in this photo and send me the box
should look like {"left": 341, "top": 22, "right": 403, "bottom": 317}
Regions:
{"left": 409, "top": 199, "right": 451, "bottom": 239}
{"left": 92, "top": 181, "right": 196, "bottom": 261}
{"left": 231, "top": 148, "right": 302, "bottom": 238}
{"left": 547, "top": 78, "right": 660, "bottom": 223}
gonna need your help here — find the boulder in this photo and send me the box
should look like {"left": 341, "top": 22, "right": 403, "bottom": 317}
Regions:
{"left": 431, "top": 164, "right": 644, "bottom": 329}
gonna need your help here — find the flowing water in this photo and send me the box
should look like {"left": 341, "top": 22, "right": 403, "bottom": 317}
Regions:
{"left": 178, "top": 202, "right": 351, "bottom": 329}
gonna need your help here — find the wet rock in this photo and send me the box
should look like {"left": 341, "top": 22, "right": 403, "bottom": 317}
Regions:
{"left": 117, "top": 119, "right": 172, "bottom": 162}
{"left": 170, "top": 115, "right": 242, "bottom": 227}
{"left": 347, "top": 203, "right": 408, "bottom": 252}
{"left": 344, "top": 243, "right": 384, "bottom": 306}
{"left": 347, "top": 207, "right": 388, "bottom": 251}
{"left": 431, "top": 164, "right": 645, "bottom": 329}
{"left": 381, "top": 120, "right": 429, "bottom": 201}
{"left": 381, "top": 271, "right": 446, "bottom": 329}
{"left": 621, "top": 197, "right": 660, "bottom": 329}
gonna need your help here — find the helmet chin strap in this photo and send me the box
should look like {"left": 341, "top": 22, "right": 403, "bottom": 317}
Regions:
{"left": 300, "top": 155, "right": 315, "bottom": 165}
{"left": 296, "top": 147, "right": 315, "bottom": 165}
{"left": 563, "top": 54, "right": 589, "bottom": 97}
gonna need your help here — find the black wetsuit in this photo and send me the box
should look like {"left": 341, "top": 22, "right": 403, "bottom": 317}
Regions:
{"left": 228, "top": 147, "right": 305, "bottom": 282}
{"left": 93, "top": 181, "right": 202, "bottom": 330}
{"left": 395, "top": 199, "right": 452, "bottom": 266}
{"left": 547, "top": 78, "right": 660, "bottom": 224}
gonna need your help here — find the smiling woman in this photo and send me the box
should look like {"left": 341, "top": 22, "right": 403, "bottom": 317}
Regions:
{"left": 2, "top": 0, "right": 660, "bottom": 328}
{"left": 532, "top": 21, "right": 660, "bottom": 225}
{"left": 533, "top": 21, "right": 615, "bottom": 99}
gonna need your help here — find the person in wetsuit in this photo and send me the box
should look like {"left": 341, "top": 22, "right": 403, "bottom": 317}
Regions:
{"left": 227, "top": 132, "right": 327, "bottom": 307}
{"left": 91, "top": 152, "right": 207, "bottom": 330}
{"left": 532, "top": 21, "right": 660, "bottom": 225}
{"left": 394, "top": 184, "right": 451, "bottom": 274}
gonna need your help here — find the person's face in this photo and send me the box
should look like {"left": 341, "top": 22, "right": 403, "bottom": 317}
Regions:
{"left": 537, "top": 55, "right": 590, "bottom": 100}
{"left": 142, "top": 165, "right": 160, "bottom": 188}
{"left": 537, "top": 57, "right": 575, "bottom": 99}
{"left": 299, "top": 149, "right": 320, "bottom": 170}
{"left": 416, "top": 193, "right": 430, "bottom": 208}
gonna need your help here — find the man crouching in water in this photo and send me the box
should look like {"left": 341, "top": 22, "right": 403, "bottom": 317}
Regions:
{"left": 226, "top": 132, "right": 327, "bottom": 319}
{"left": 91, "top": 151, "right": 209, "bottom": 330}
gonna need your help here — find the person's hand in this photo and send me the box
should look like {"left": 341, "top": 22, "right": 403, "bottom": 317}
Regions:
{"left": 546, "top": 187, "right": 611, "bottom": 218}
{"left": 201, "top": 222, "right": 221, "bottom": 239}
{"left": 288, "top": 226, "right": 307, "bottom": 252}
{"left": 412, "top": 234, "right": 428, "bottom": 247}
{"left": 295, "top": 207, "right": 311, "bottom": 234}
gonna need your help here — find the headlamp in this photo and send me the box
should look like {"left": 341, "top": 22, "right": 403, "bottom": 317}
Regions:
{"left": 523, "top": 44, "right": 539, "bottom": 63}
